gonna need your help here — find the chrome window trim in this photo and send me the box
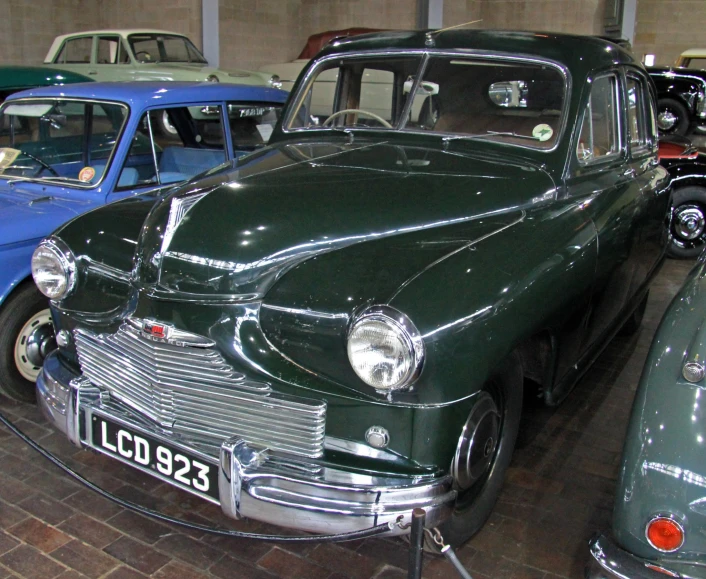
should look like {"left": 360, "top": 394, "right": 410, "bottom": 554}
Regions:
{"left": 575, "top": 71, "right": 624, "bottom": 167}
{"left": 282, "top": 48, "right": 570, "bottom": 154}
{"left": 0, "top": 96, "right": 131, "bottom": 189}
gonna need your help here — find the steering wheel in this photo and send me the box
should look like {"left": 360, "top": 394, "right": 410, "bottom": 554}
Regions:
{"left": 323, "top": 109, "right": 393, "bottom": 129}
{"left": 134, "top": 50, "right": 152, "bottom": 62}
{"left": 20, "top": 151, "right": 59, "bottom": 177}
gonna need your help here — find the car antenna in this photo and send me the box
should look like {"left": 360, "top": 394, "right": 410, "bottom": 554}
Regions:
{"left": 425, "top": 19, "right": 482, "bottom": 47}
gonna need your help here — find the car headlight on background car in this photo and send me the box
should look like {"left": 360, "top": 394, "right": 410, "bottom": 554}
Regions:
{"left": 268, "top": 74, "right": 282, "bottom": 89}
{"left": 347, "top": 306, "right": 424, "bottom": 392}
{"left": 206, "top": 74, "right": 219, "bottom": 82}
{"left": 31, "top": 238, "right": 76, "bottom": 300}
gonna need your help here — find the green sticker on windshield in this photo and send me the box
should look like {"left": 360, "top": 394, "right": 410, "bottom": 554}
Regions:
{"left": 0, "top": 148, "right": 21, "bottom": 173}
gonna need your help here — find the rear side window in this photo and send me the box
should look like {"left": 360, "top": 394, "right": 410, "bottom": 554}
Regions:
{"left": 626, "top": 75, "right": 649, "bottom": 150}
{"left": 577, "top": 74, "right": 620, "bottom": 163}
{"left": 55, "top": 37, "right": 93, "bottom": 64}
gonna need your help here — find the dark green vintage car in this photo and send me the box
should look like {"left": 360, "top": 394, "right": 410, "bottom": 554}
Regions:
{"left": 31, "top": 30, "right": 671, "bottom": 544}
{"left": 588, "top": 255, "right": 706, "bottom": 578}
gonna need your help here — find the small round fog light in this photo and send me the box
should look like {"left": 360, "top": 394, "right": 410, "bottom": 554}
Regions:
{"left": 365, "top": 426, "right": 390, "bottom": 449}
{"left": 646, "top": 516, "right": 684, "bottom": 552}
{"left": 683, "top": 361, "right": 705, "bottom": 383}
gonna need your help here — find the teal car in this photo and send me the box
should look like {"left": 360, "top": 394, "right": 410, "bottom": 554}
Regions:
{"left": 32, "top": 30, "right": 670, "bottom": 545}
{"left": 588, "top": 254, "right": 706, "bottom": 577}
{"left": 0, "top": 65, "right": 91, "bottom": 102}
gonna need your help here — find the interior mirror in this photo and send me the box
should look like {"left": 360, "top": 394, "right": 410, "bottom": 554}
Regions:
{"left": 488, "top": 81, "right": 528, "bottom": 108}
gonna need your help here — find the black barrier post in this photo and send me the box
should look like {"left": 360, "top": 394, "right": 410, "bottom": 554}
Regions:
{"left": 408, "top": 508, "right": 426, "bottom": 579}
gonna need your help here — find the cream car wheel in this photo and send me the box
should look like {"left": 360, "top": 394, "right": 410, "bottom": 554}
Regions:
{"left": 14, "top": 308, "right": 54, "bottom": 381}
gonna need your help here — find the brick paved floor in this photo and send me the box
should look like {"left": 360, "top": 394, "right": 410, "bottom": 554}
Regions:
{"left": 0, "top": 258, "right": 693, "bottom": 579}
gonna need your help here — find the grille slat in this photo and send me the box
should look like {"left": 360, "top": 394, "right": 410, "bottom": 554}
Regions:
{"left": 74, "top": 322, "right": 327, "bottom": 458}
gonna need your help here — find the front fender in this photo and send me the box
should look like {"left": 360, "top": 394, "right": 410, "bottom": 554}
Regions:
{"left": 0, "top": 238, "right": 42, "bottom": 306}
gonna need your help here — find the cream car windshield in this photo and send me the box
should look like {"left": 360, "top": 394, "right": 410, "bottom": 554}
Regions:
{"left": 288, "top": 54, "right": 566, "bottom": 149}
{"left": 0, "top": 100, "right": 127, "bottom": 185}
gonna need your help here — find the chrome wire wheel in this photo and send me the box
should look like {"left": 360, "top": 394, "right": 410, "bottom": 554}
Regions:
{"left": 14, "top": 308, "right": 54, "bottom": 382}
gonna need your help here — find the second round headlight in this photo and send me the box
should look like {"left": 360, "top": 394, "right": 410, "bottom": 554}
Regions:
{"left": 31, "top": 239, "right": 76, "bottom": 300}
{"left": 347, "top": 307, "right": 424, "bottom": 392}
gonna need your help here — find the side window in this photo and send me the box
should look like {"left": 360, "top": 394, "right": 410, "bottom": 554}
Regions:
{"left": 227, "top": 103, "right": 283, "bottom": 153}
{"left": 118, "top": 106, "right": 226, "bottom": 190}
{"left": 626, "top": 75, "right": 649, "bottom": 150}
{"left": 97, "top": 36, "right": 128, "bottom": 64}
{"left": 55, "top": 37, "right": 93, "bottom": 64}
{"left": 577, "top": 74, "right": 620, "bottom": 164}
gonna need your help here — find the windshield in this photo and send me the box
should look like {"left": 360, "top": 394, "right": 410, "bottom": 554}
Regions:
{"left": 128, "top": 34, "right": 208, "bottom": 64}
{"left": 0, "top": 99, "right": 128, "bottom": 185}
{"left": 287, "top": 54, "right": 566, "bottom": 150}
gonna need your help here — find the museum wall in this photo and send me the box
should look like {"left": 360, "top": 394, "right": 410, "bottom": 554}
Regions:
{"left": 0, "top": 0, "right": 704, "bottom": 71}
{"left": 634, "top": 0, "right": 706, "bottom": 65}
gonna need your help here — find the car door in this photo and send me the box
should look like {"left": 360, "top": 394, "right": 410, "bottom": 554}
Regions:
{"left": 91, "top": 35, "right": 135, "bottom": 82}
{"left": 48, "top": 35, "right": 95, "bottom": 78}
{"left": 553, "top": 69, "right": 659, "bottom": 394}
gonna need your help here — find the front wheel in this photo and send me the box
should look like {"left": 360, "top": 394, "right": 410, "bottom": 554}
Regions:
{"left": 656, "top": 98, "right": 690, "bottom": 136}
{"left": 0, "top": 283, "right": 56, "bottom": 402}
{"left": 440, "top": 352, "right": 523, "bottom": 545}
{"left": 668, "top": 186, "right": 706, "bottom": 258}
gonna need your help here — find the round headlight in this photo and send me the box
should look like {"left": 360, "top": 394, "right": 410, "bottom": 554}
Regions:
{"left": 31, "top": 238, "right": 76, "bottom": 300}
{"left": 206, "top": 74, "right": 219, "bottom": 83}
{"left": 347, "top": 306, "right": 424, "bottom": 392}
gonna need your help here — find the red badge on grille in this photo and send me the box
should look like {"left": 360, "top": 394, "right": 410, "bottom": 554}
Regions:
{"left": 143, "top": 321, "right": 168, "bottom": 340}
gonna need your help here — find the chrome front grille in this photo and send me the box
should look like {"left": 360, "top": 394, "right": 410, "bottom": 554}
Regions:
{"left": 74, "top": 321, "right": 327, "bottom": 458}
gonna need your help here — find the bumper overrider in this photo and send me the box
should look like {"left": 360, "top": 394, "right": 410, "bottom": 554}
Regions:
{"left": 37, "top": 351, "right": 456, "bottom": 535}
{"left": 587, "top": 534, "right": 700, "bottom": 578}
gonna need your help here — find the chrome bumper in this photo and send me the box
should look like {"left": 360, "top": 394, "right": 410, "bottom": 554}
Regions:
{"left": 37, "top": 352, "right": 456, "bottom": 535}
{"left": 587, "top": 534, "right": 689, "bottom": 578}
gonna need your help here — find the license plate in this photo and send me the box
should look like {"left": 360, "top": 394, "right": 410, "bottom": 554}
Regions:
{"left": 89, "top": 415, "right": 219, "bottom": 501}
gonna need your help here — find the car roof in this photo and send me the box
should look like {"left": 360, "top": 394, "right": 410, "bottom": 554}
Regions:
{"left": 681, "top": 48, "right": 706, "bottom": 58}
{"left": 52, "top": 29, "right": 184, "bottom": 42}
{"left": 5, "top": 82, "right": 289, "bottom": 108}
{"left": 317, "top": 29, "right": 637, "bottom": 71}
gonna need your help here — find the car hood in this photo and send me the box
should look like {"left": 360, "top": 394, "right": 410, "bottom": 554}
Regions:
{"left": 649, "top": 66, "right": 706, "bottom": 81}
{"left": 131, "top": 139, "right": 556, "bottom": 299}
{"left": 0, "top": 183, "right": 93, "bottom": 246}
{"left": 154, "top": 62, "right": 264, "bottom": 81}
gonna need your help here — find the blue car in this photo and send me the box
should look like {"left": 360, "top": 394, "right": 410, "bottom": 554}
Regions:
{"left": 0, "top": 81, "right": 287, "bottom": 401}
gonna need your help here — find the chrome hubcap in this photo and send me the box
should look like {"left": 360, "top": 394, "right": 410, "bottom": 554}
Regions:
{"left": 161, "top": 111, "right": 178, "bottom": 135}
{"left": 675, "top": 205, "right": 706, "bottom": 241}
{"left": 657, "top": 110, "right": 678, "bottom": 131}
{"left": 452, "top": 392, "right": 500, "bottom": 490}
{"left": 14, "top": 308, "right": 55, "bottom": 381}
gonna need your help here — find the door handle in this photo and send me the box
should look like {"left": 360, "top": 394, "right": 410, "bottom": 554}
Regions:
{"left": 623, "top": 167, "right": 636, "bottom": 177}
{"left": 88, "top": 71, "right": 98, "bottom": 75}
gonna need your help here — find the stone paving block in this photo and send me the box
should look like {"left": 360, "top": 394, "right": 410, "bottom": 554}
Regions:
{"left": 17, "top": 494, "right": 74, "bottom": 526}
{"left": 0, "top": 544, "right": 67, "bottom": 579}
{"left": 58, "top": 514, "right": 122, "bottom": 549}
{"left": 8, "top": 517, "right": 71, "bottom": 553}
{"left": 0, "top": 533, "right": 19, "bottom": 557}
{"left": 258, "top": 547, "right": 332, "bottom": 579}
{"left": 103, "top": 537, "right": 171, "bottom": 575}
{"left": 152, "top": 560, "right": 210, "bottom": 578}
{"left": 50, "top": 539, "right": 120, "bottom": 579}
{"left": 102, "top": 567, "right": 149, "bottom": 579}
{"left": 106, "top": 512, "right": 173, "bottom": 545}
{"left": 153, "top": 533, "right": 223, "bottom": 570}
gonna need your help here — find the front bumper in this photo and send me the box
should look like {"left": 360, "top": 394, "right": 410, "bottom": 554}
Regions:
{"left": 37, "top": 352, "right": 456, "bottom": 535}
{"left": 587, "top": 533, "right": 700, "bottom": 578}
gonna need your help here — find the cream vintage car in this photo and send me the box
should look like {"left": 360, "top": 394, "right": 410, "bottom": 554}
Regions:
{"left": 45, "top": 29, "right": 280, "bottom": 88}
